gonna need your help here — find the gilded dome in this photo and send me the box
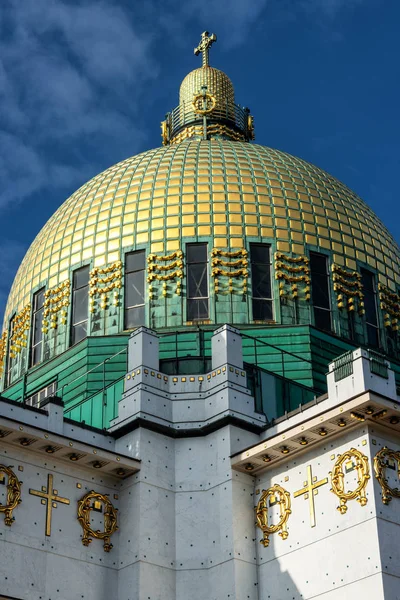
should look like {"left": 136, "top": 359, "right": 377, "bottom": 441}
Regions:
{"left": 4, "top": 138, "right": 400, "bottom": 326}
{"left": 179, "top": 66, "right": 235, "bottom": 113}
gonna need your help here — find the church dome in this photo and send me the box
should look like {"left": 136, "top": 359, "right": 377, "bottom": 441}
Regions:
{"left": 2, "top": 30, "right": 400, "bottom": 387}
{"left": 5, "top": 139, "right": 400, "bottom": 324}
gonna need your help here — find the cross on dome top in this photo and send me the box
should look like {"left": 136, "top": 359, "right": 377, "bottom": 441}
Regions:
{"left": 194, "top": 31, "right": 217, "bottom": 67}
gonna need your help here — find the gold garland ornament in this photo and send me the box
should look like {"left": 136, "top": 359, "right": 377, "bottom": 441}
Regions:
{"left": 374, "top": 447, "right": 400, "bottom": 505}
{"left": 90, "top": 261, "right": 122, "bottom": 312}
{"left": 332, "top": 264, "right": 364, "bottom": 314}
{"left": 378, "top": 284, "right": 400, "bottom": 330}
{"left": 9, "top": 304, "right": 31, "bottom": 358}
{"left": 0, "top": 331, "right": 7, "bottom": 378}
{"left": 0, "top": 465, "right": 22, "bottom": 526}
{"left": 255, "top": 484, "right": 291, "bottom": 547}
{"left": 192, "top": 91, "right": 216, "bottom": 115}
{"left": 77, "top": 491, "right": 118, "bottom": 552}
{"left": 147, "top": 251, "right": 184, "bottom": 297}
{"left": 43, "top": 280, "right": 71, "bottom": 332}
{"left": 275, "top": 253, "right": 311, "bottom": 301}
{"left": 330, "top": 448, "right": 370, "bottom": 514}
{"left": 212, "top": 248, "right": 248, "bottom": 295}
{"left": 211, "top": 248, "right": 247, "bottom": 258}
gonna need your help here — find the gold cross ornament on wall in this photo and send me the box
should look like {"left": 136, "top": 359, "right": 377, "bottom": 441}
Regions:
{"left": 294, "top": 465, "right": 328, "bottom": 528}
{"left": 29, "top": 473, "right": 70, "bottom": 536}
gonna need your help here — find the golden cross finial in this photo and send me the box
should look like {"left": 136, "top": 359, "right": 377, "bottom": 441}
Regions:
{"left": 294, "top": 465, "right": 328, "bottom": 528}
{"left": 30, "top": 473, "right": 70, "bottom": 536}
{"left": 194, "top": 31, "right": 217, "bottom": 67}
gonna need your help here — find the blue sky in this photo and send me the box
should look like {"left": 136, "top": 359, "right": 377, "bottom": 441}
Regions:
{"left": 1, "top": 0, "right": 399, "bottom": 321}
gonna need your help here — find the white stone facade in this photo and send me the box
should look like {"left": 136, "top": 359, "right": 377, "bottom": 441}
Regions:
{"left": 1, "top": 326, "right": 400, "bottom": 599}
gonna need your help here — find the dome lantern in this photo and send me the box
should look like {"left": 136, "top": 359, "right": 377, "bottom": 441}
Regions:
{"left": 161, "top": 31, "right": 255, "bottom": 145}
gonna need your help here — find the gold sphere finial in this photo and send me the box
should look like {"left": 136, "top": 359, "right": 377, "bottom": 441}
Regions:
{"left": 194, "top": 31, "right": 217, "bottom": 67}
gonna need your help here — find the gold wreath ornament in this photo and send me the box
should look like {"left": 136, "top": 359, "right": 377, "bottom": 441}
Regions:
{"left": 77, "top": 491, "right": 118, "bottom": 552}
{"left": 374, "top": 446, "right": 400, "bottom": 505}
{"left": 330, "top": 448, "right": 370, "bottom": 514}
{"left": 255, "top": 484, "right": 291, "bottom": 547}
{"left": 0, "top": 465, "right": 22, "bottom": 526}
{"left": 192, "top": 92, "right": 216, "bottom": 115}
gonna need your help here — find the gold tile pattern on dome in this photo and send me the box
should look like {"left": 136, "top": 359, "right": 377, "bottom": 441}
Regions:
{"left": 4, "top": 139, "right": 400, "bottom": 326}
{"left": 179, "top": 67, "right": 235, "bottom": 123}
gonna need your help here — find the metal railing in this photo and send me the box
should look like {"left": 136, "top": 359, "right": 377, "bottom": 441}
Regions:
{"left": 57, "top": 346, "right": 127, "bottom": 404}
{"left": 166, "top": 100, "right": 251, "bottom": 139}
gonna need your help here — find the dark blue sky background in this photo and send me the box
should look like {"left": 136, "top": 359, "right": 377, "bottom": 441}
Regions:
{"left": 1, "top": 0, "right": 399, "bottom": 322}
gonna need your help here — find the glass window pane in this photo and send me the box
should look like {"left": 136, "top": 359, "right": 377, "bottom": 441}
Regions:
{"left": 73, "top": 288, "right": 88, "bottom": 325}
{"left": 33, "top": 309, "right": 43, "bottom": 344}
{"left": 125, "top": 271, "right": 145, "bottom": 308}
{"left": 314, "top": 307, "right": 332, "bottom": 331}
{"left": 251, "top": 244, "right": 270, "bottom": 264}
{"left": 361, "top": 269, "right": 374, "bottom": 293}
{"left": 367, "top": 324, "right": 379, "bottom": 348}
{"left": 125, "top": 305, "right": 145, "bottom": 329}
{"left": 73, "top": 266, "right": 89, "bottom": 289}
{"left": 33, "top": 343, "right": 42, "bottom": 366}
{"left": 188, "top": 263, "right": 208, "bottom": 298}
{"left": 187, "top": 298, "right": 209, "bottom": 321}
{"left": 35, "top": 289, "right": 45, "bottom": 310}
{"left": 310, "top": 253, "right": 328, "bottom": 275}
{"left": 125, "top": 251, "right": 145, "bottom": 273}
{"left": 253, "top": 299, "right": 273, "bottom": 321}
{"left": 311, "top": 273, "right": 330, "bottom": 309}
{"left": 187, "top": 244, "right": 207, "bottom": 264}
{"left": 251, "top": 264, "right": 271, "bottom": 299}
{"left": 72, "top": 322, "right": 87, "bottom": 345}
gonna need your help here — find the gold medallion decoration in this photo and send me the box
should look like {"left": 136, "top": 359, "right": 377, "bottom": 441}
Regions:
{"left": 192, "top": 91, "right": 216, "bottom": 115}
{"left": 77, "top": 491, "right": 118, "bottom": 552}
{"left": 330, "top": 448, "right": 370, "bottom": 514}
{"left": 275, "top": 253, "right": 310, "bottom": 301}
{"left": 0, "top": 465, "right": 22, "bottom": 526}
{"left": 147, "top": 250, "right": 184, "bottom": 298}
{"left": 332, "top": 264, "right": 364, "bottom": 314}
{"left": 374, "top": 446, "right": 400, "bottom": 505}
{"left": 378, "top": 284, "right": 400, "bottom": 331}
{"left": 43, "top": 280, "right": 71, "bottom": 333}
{"left": 255, "top": 484, "right": 291, "bottom": 547}
{"left": 89, "top": 261, "right": 122, "bottom": 312}
{"left": 9, "top": 304, "right": 31, "bottom": 358}
{"left": 0, "top": 331, "right": 7, "bottom": 378}
{"left": 211, "top": 248, "right": 248, "bottom": 295}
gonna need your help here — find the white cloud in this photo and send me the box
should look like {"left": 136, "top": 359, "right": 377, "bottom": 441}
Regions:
{"left": 0, "top": 0, "right": 156, "bottom": 210}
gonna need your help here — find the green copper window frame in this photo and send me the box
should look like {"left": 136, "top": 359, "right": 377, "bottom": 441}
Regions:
{"left": 6, "top": 314, "right": 16, "bottom": 387}
{"left": 124, "top": 250, "right": 146, "bottom": 329}
{"left": 310, "top": 252, "right": 332, "bottom": 333}
{"left": 186, "top": 243, "right": 209, "bottom": 321}
{"left": 250, "top": 243, "right": 273, "bottom": 322}
{"left": 360, "top": 268, "right": 380, "bottom": 348}
{"left": 71, "top": 266, "right": 90, "bottom": 346}
{"left": 30, "top": 288, "right": 45, "bottom": 367}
